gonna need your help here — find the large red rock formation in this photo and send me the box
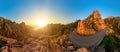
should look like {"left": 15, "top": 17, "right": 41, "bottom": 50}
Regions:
{"left": 77, "top": 10, "right": 107, "bottom": 35}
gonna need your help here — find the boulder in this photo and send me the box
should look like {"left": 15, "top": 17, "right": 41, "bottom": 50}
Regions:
{"left": 67, "top": 46, "right": 75, "bottom": 51}
{"left": 77, "top": 48, "right": 89, "bottom": 52}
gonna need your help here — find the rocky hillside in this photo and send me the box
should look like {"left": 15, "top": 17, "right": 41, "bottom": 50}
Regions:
{"left": 0, "top": 17, "right": 33, "bottom": 40}
{"left": 0, "top": 10, "right": 120, "bottom": 52}
{"left": 0, "top": 17, "right": 51, "bottom": 52}
{"left": 54, "top": 10, "right": 120, "bottom": 52}
{"left": 105, "top": 16, "right": 120, "bottom": 39}
{"left": 77, "top": 10, "right": 106, "bottom": 35}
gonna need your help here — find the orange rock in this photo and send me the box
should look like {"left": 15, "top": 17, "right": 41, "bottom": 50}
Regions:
{"left": 77, "top": 48, "right": 89, "bottom": 52}
{"left": 77, "top": 10, "right": 107, "bottom": 35}
{"left": 6, "top": 38, "right": 17, "bottom": 45}
{"left": 67, "top": 46, "right": 75, "bottom": 51}
{"left": 0, "top": 35, "right": 17, "bottom": 45}
{"left": 1, "top": 46, "right": 9, "bottom": 52}
{"left": 10, "top": 48, "right": 20, "bottom": 52}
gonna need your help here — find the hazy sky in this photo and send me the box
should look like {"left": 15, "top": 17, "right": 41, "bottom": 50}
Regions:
{"left": 0, "top": 0, "right": 120, "bottom": 24}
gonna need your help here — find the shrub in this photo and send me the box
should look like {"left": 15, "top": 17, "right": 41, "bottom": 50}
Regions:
{"left": 100, "top": 35, "right": 117, "bottom": 52}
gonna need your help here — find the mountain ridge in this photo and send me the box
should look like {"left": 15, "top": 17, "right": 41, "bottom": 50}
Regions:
{"left": 0, "top": 17, "right": 33, "bottom": 40}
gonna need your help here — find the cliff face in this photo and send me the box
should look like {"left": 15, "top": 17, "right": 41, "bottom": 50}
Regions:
{"left": 0, "top": 17, "right": 33, "bottom": 40}
{"left": 77, "top": 10, "right": 106, "bottom": 35}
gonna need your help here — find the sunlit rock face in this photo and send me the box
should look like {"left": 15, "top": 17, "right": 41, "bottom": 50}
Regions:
{"left": 77, "top": 10, "right": 107, "bottom": 35}
{"left": 0, "top": 17, "right": 33, "bottom": 40}
{"left": 105, "top": 16, "right": 114, "bottom": 34}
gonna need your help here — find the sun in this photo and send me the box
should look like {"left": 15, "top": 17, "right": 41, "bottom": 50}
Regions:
{"left": 35, "top": 19, "right": 48, "bottom": 27}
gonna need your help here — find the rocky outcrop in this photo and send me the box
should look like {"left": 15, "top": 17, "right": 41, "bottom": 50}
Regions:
{"left": 0, "top": 17, "right": 33, "bottom": 40}
{"left": 104, "top": 16, "right": 114, "bottom": 34}
{"left": 77, "top": 10, "right": 106, "bottom": 35}
{"left": 0, "top": 34, "right": 51, "bottom": 52}
{"left": 0, "top": 35, "right": 21, "bottom": 52}
{"left": 0, "top": 35, "right": 17, "bottom": 45}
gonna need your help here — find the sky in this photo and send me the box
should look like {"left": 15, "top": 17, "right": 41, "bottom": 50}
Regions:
{"left": 0, "top": 0, "right": 120, "bottom": 25}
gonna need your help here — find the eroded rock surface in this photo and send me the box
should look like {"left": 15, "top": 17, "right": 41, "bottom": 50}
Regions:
{"left": 77, "top": 10, "right": 106, "bottom": 35}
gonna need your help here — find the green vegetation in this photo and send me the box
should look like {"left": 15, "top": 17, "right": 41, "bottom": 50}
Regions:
{"left": 104, "top": 17, "right": 120, "bottom": 51}
{"left": 100, "top": 35, "right": 117, "bottom": 52}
